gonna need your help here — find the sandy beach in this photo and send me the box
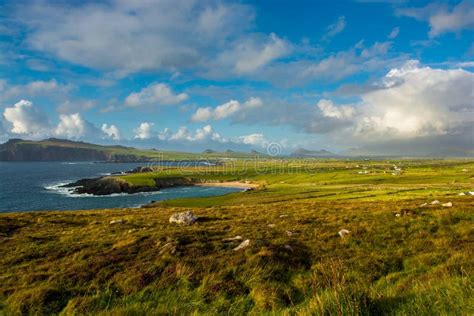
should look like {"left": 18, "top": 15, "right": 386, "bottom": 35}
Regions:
{"left": 194, "top": 181, "right": 259, "bottom": 189}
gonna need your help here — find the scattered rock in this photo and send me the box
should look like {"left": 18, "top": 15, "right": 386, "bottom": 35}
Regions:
{"left": 286, "top": 230, "right": 294, "bottom": 237}
{"left": 268, "top": 224, "right": 275, "bottom": 228}
{"left": 223, "top": 236, "right": 243, "bottom": 241}
{"left": 469, "top": 191, "right": 474, "bottom": 196}
{"left": 431, "top": 200, "right": 440, "bottom": 205}
{"left": 419, "top": 203, "right": 428, "bottom": 207}
{"left": 338, "top": 229, "right": 350, "bottom": 238}
{"left": 110, "top": 219, "right": 124, "bottom": 225}
{"left": 458, "top": 192, "right": 466, "bottom": 196}
{"left": 284, "top": 244, "right": 294, "bottom": 251}
{"left": 462, "top": 169, "right": 469, "bottom": 172}
{"left": 169, "top": 211, "right": 198, "bottom": 225}
{"left": 233, "top": 239, "right": 250, "bottom": 251}
{"left": 442, "top": 202, "right": 453, "bottom": 207}
{"left": 128, "top": 229, "right": 136, "bottom": 234}
{"left": 279, "top": 214, "right": 288, "bottom": 218}
{"left": 395, "top": 213, "right": 401, "bottom": 217}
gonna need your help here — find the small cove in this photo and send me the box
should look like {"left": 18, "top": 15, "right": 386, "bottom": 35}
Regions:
{"left": 0, "top": 162, "right": 242, "bottom": 212}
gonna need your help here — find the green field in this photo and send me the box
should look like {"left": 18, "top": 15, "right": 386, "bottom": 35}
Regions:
{"left": 1, "top": 159, "right": 473, "bottom": 315}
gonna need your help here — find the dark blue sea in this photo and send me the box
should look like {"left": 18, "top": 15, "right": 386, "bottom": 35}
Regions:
{"left": 0, "top": 162, "right": 241, "bottom": 212}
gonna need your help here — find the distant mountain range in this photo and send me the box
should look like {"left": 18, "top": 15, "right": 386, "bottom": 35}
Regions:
{"left": 290, "top": 148, "right": 337, "bottom": 158}
{"left": 0, "top": 138, "right": 262, "bottom": 162}
{"left": 2, "top": 138, "right": 471, "bottom": 161}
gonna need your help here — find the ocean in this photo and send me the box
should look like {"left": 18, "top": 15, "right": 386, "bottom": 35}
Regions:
{"left": 0, "top": 162, "right": 241, "bottom": 212}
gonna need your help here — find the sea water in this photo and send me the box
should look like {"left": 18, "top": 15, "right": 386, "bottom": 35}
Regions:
{"left": 0, "top": 162, "right": 240, "bottom": 212}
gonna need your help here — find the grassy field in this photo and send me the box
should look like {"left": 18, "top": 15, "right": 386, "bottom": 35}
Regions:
{"left": 0, "top": 159, "right": 473, "bottom": 315}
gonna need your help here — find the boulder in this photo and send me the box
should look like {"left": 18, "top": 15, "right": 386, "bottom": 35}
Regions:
{"left": 169, "top": 211, "right": 198, "bottom": 225}
{"left": 233, "top": 239, "right": 250, "bottom": 251}
{"left": 338, "top": 229, "right": 350, "bottom": 238}
{"left": 284, "top": 244, "right": 294, "bottom": 251}
{"left": 223, "top": 236, "right": 243, "bottom": 241}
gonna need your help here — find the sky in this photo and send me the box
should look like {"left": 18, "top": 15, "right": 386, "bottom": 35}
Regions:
{"left": 0, "top": 0, "right": 473, "bottom": 155}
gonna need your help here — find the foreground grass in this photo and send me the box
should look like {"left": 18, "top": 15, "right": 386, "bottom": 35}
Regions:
{"left": 0, "top": 159, "right": 473, "bottom": 315}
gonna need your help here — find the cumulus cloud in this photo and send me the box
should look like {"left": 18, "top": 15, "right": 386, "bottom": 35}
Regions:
{"left": 15, "top": 1, "right": 255, "bottom": 75}
{"left": 3, "top": 100, "right": 50, "bottom": 136}
{"left": 101, "top": 124, "right": 120, "bottom": 140}
{"left": 209, "top": 60, "right": 473, "bottom": 154}
{"left": 134, "top": 122, "right": 154, "bottom": 139}
{"left": 318, "top": 99, "right": 356, "bottom": 120}
{"left": 236, "top": 133, "right": 268, "bottom": 147}
{"left": 397, "top": 1, "right": 474, "bottom": 37}
{"left": 191, "top": 97, "right": 263, "bottom": 122}
{"left": 55, "top": 113, "right": 86, "bottom": 139}
{"left": 165, "top": 125, "right": 225, "bottom": 143}
{"left": 2, "top": 99, "right": 104, "bottom": 140}
{"left": 125, "top": 83, "right": 188, "bottom": 107}
{"left": 353, "top": 60, "right": 474, "bottom": 139}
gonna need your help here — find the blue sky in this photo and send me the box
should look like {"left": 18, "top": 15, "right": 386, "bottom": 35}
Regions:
{"left": 0, "top": 0, "right": 473, "bottom": 155}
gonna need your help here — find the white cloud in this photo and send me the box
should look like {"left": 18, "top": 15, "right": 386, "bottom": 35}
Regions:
{"left": 3, "top": 100, "right": 50, "bottom": 136}
{"left": 353, "top": 60, "right": 474, "bottom": 139}
{"left": 167, "top": 124, "right": 225, "bottom": 143}
{"left": 397, "top": 1, "right": 474, "bottom": 37}
{"left": 191, "top": 97, "right": 263, "bottom": 122}
{"left": 16, "top": 1, "right": 255, "bottom": 74}
{"left": 318, "top": 99, "right": 355, "bottom": 120}
{"left": 134, "top": 122, "right": 154, "bottom": 139}
{"left": 388, "top": 27, "right": 400, "bottom": 39}
{"left": 237, "top": 133, "right": 268, "bottom": 147}
{"left": 101, "top": 123, "right": 120, "bottom": 140}
{"left": 55, "top": 113, "right": 86, "bottom": 139}
{"left": 322, "top": 16, "right": 346, "bottom": 40}
{"left": 125, "top": 83, "right": 188, "bottom": 107}
{"left": 256, "top": 41, "right": 400, "bottom": 86}
{"left": 209, "top": 61, "right": 473, "bottom": 151}
{"left": 231, "top": 33, "right": 291, "bottom": 74}
{"left": 0, "top": 79, "right": 72, "bottom": 102}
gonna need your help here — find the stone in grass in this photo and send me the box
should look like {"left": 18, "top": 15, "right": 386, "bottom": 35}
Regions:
{"left": 286, "top": 230, "right": 294, "bottom": 237}
{"left": 284, "top": 244, "right": 294, "bottom": 251}
{"left": 458, "top": 192, "right": 466, "bottom": 196}
{"left": 223, "top": 236, "right": 243, "bottom": 241}
{"left": 338, "top": 229, "right": 350, "bottom": 238}
{"left": 110, "top": 219, "right": 124, "bottom": 225}
{"left": 233, "top": 239, "right": 250, "bottom": 251}
{"left": 431, "top": 200, "right": 440, "bottom": 205}
{"left": 419, "top": 203, "right": 428, "bottom": 207}
{"left": 442, "top": 202, "right": 453, "bottom": 207}
{"left": 169, "top": 211, "right": 198, "bottom": 225}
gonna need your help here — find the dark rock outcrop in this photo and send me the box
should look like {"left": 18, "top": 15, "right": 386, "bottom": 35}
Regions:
{"left": 63, "top": 176, "right": 198, "bottom": 196}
